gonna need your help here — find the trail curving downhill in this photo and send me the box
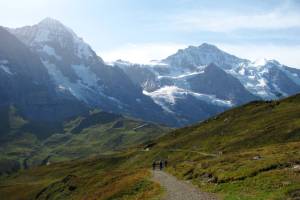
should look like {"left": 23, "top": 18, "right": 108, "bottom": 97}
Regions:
{"left": 152, "top": 170, "right": 218, "bottom": 200}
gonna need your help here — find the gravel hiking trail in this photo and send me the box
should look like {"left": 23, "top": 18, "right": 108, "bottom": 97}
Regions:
{"left": 152, "top": 170, "right": 218, "bottom": 200}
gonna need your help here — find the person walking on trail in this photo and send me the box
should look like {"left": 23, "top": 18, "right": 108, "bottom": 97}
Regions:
{"left": 164, "top": 160, "right": 168, "bottom": 168}
{"left": 152, "top": 161, "right": 156, "bottom": 170}
{"left": 159, "top": 160, "right": 163, "bottom": 170}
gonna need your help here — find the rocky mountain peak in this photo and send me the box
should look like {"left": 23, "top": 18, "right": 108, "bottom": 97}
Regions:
{"left": 10, "top": 18, "right": 97, "bottom": 62}
{"left": 10, "top": 18, "right": 73, "bottom": 45}
{"left": 38, "top": 17, "right": 65, "bottom": 28}
{"left": 162, "top": 43, "right": 247, "bottom": 69}
{"left": 197, "top": 43, "right": 223, "bottom": 52}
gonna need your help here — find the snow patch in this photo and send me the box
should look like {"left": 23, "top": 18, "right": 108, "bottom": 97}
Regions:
{"left": 58, "top": 85, "right": 67, "bottom": 91}
{"left": 0, "top": 60, "right": 12, "bottom": 75}
{"left": 42, "top": 60, "right": 124, "bottom": 108}
{"left": 74, "top": 37, "right": 93, "bottom": 59}
{"left": 225, "top": 62, "right": 277, "bottom": 99}
{"left": 143, "top": 86, "right": 233, "bottom": 113}
{"left": 143, "top": 86, "right": 182, "bottom": 105}
{"left": 42, "top": 60, "right": 83, "bottom": 100}
{"left": 72, "top": 64, "right": 100, "bottom": 88}
{"left": 0, "top": 65, "right": 12, "bottom": 75}
{"left": 157, "top": 71, "right": 204, "bottom": 80}
{"left": 42, "top": 45, "right": 62, "bottom": 60}
{"left": 253, "top": 58, "right": 268, "bottom": 67}
{"left": 272, "top": 83, "right": 287, "bottom": 96}
{"left": 279, "top": 67, "right": 300, "bottom": 86}
{"left": 238, "top": 68, "right": 245, "bottom": 75}
{"left": 192, "top": 92, "right": 233, "bottom": 107}
{"left": 34, "top": 28, "right": 50, "bottom": 43}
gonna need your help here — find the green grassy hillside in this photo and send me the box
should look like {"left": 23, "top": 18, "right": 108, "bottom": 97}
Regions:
{"left": 0, "top": 108, "right": 170, "bottom": 174}
{"left": 0, "top": 153, "right": 162, "bottom": 200}
{"left": 1, "top": 94, "right": 300, "bottom": 199}
{"left": 129, "top": 94, "right": 300, "bottom": 199}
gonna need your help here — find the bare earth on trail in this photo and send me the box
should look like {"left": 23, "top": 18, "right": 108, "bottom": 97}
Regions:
{"left": 152, "top": 170, "right": 218, "bottom": 200}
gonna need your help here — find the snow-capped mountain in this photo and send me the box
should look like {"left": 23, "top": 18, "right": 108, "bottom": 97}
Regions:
{"left": 161, "top": 44, "right": 300, "bottom": 99}
{"left": 3, "top": 18, "right": 300, "bottom": 127}
{"left": 162, "top": 43, "right": 248, "bottom": 69}
{"left": 0, "top": 26, "right": 86, "bottom": 123}
{"left": 7, "top": 18, "right": 176, "bottom": 126}
{"left": 10, "top": 18, "right": 110, "bottom": 105}
{"left": 115, "top": 60, "right": 257, "bottom": 122}
{"left": 226, "top": 59, "right": 300, "bottom": 99}
{"left": 115, "top": 43, "right": 300, "bottom": 123}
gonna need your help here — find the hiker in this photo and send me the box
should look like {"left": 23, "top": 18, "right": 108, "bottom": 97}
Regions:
{"left": 152, "top": 161, "right": 156, "bottom": 170}
{"left": 159, "top": 160, "right": 163, "bottom": 170}
{"left": 164, "top": 160, "right": 168, "bottom": 168}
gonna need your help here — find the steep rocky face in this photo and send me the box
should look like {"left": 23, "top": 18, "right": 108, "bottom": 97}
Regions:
{"left": 115, "top": 61, "right": 159, "bottom": 92}
{"left": 143, "top": 86, "right": 230, "bottom": 126}
{"left": 187, "top": 64, "right": 258, "bottom": 104}
{"left": 0, "top": 27, "right": 86, "bottom": 124}
{"left": 226, "top": 59, "right": 300, "bottom": 99}
{"left": 9, "top": 18, "right": 176, "bottom": 126}
{"left": 265, "top": 65, "right": 300, "bottom": 97}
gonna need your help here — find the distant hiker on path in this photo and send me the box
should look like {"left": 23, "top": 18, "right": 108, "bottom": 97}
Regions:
{"left": 159, "top": 160, "right": 163, "bottom": 170}
{"left": 152, "top": 160, "right": 168, "bottom": 170}
{"left": 152, "top": 161, "right": 156, "bottom": 170}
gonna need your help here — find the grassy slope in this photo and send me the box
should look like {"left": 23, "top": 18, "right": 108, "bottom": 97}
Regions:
{"left": 1, "top": 94, "right": 300, "bottom": 199}
{"left": 128, "top": 94, "right": 300, "bottom": 199}
{"left": 0, "top": 153, "right": 162, "bottom": 200}
{"left": 0, "top": 109, "right": 170, "bottom": 173}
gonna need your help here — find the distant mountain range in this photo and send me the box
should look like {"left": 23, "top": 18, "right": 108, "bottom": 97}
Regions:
{"left": 1, "top": 18, "right": 300, "bottom": 127}
{"left": 115, "top": 44, "right": 300, "bottom": 124}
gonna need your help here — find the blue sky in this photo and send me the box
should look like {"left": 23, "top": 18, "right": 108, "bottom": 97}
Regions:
{"left": 1, "top": 0, "right": 300, "bottom": 67}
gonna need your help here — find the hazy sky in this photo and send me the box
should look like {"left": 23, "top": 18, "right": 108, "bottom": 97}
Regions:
{"left": 1, "top": 0, "right": 300, "bottom": 67}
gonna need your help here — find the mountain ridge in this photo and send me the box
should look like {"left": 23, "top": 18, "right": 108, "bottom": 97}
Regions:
{"left": 3, "top": 18, "right": 300, "bottom": 127}
{"left": 116, "top": 43, "right": 300, "bottom": 116}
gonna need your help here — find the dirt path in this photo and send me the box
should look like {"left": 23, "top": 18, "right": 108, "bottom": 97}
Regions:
{"left": 167, "top": 149, "right": 217, "bottom": 157}
{"left": 152, "top": 170, "right": 218, "bottom": 200}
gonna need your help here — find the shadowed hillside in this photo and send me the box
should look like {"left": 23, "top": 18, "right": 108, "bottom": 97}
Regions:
{"left": 0, "top": 108, "right": 170, "bottom": 175}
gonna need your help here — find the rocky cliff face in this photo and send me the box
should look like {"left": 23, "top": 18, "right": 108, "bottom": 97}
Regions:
{"left": 0, "top": 26, "right": 86, "bottom": 124}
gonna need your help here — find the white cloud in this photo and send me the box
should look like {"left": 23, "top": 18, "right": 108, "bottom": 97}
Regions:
{"left": 99, "top": 42, "right": 300, "bottom": 68}
{"left": 0, "top": 0, "right": 67, "bottom": 28}
{"left": 168, "top": 2, "right": 300, "bottom": 32}
{"left": 99, "top": 43, "right": 186, "bottom": 64}
{"left": 217, "top": 43, "right": 300, "bottom": 68}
